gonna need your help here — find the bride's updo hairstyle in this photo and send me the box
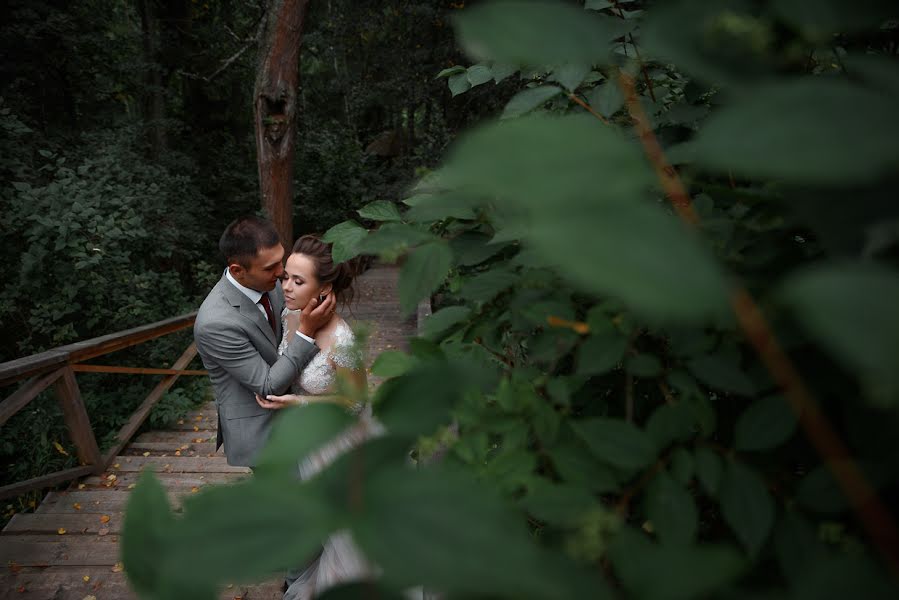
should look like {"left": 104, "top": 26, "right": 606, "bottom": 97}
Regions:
{"left": 291, "top": 235, "right": 359, "bottom": 307}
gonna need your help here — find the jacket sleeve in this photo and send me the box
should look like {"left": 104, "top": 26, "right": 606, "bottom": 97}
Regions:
{"left": 195, "top": 320, "right": 319, "bottom": 397}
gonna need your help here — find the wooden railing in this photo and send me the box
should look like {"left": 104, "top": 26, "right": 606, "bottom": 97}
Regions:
{"left": 0, "top": 312, "right": 206, "bottom": 500}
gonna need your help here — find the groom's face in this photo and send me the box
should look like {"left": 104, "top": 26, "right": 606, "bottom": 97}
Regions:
{"left": 234, "top": 244, "right": 285, "bottom": 292}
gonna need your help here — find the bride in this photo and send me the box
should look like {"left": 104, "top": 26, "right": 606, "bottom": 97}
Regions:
{"left": 255, "top": 234, "right": 382, "bottom": 599}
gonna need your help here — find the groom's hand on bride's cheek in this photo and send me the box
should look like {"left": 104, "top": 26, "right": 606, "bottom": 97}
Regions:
{"left": 298, "top": 294, "right": 336, "bottom": 336}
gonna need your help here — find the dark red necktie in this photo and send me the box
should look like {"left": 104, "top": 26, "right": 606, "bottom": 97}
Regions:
{"left": 258, "top": 293, "right": 276, "bottom": 334}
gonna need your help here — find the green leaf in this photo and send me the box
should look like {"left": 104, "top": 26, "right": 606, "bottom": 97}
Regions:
{"left": 586, "top": 81, "right": 624, "bottom": 118}
{"left": 646, "top": 469, "right": 698, "bottom": 545}
{"left": 254, "top": 404, "right": 354, "bottom": 478}
{"left": 686, "top": 78, "right": 899, "bottom": 184}
{"left": 694, "top": 447, "right": 723, "bottom": 496}
{"left": 734, "top": 395, "right": 798, "bottom": 451}
{"left": 422, "top": 306, "right": 472, "bottom": 339}
{"left": 646, "top": 403, "right": 696, "bottom": 449}
{"left": 454, "top": 1, "right": 632, "bottom": 66}
{"left": 322, "top": 220, "right": 368, "bottom": 262}
{"left": 484, "top": 448, "right": 537, "bottom": 491}
{"left": 548, "top": 437, "right": 620, "bottom": 493}
{"left": 552, "top": 63, "right": 591, "bottom": 92}
{"left": 796, "top": 462, "right": 849, "bottom": 514}
{"left": 576, "top": 334, "right": 627, "bottom": 375}
{"left": 780, "top": 263, "right": 899, "bottom": 407}
{"left": 774, "top": 511, "right": 827, "bottom": 581}
{"left": 398, "top": 242, "right": 453, "bottom": 314}
{"left": 357, "top": 200, "right": 402, "bottom": 222}
{"left": 467, "top": 64, "right": 493, "bottom": 86}
{"left": 436, "top": 66, "right": 466, "bottom": 78}
{"left": 458, "top": 269, "right": 519, "bottom": 303}
{"left": 608, "top": 528, "right": 745, "bottom": 600}
{"left": 687, "top": 354, "right": 756, "bottom": 395}
{"left": 448, "top": 72, "right": 471, "bottom": 96}
{"left": 670, "top": 447, "right": 695, "bottom": 486}
{"left": 572, "top": 417, "right": 658, "bottom": 471}
{"left": 491, "top": 62, "right": 518, "bottom": 83}
{"left": 501, "top": 85, "right": 564, "bottom": 120}
{"left": 370, "top": 350, "right": 417, "bottom": 378}
{"left": 441, "top": 114, "right": 730, "bottom": 322}
{"left": 449, "top": 232, "right": 511, "bottom": 267}
{"left": 376, "top": 362, "right": 483, "bottom": 439}
{"left": 158, "top": 477, "right": 336, "bottom": 596}
{"left": 520, "top": 480, "right": 597, "bottom": 526}
{"left": 357, "top": 223, "right": 437, "bottom": 256}
{"left": 719, "top": 460, "right": 775, "bottom": 556}
{"left": 122, "top": 470, "right": 176, "bottom": 597}
{"left": 354, "top": 465, "right": 609, "bottom": 597}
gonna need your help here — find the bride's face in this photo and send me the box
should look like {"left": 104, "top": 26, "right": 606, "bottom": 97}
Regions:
{"left": 281, "top": 253, "right": 323, "bottom": 310}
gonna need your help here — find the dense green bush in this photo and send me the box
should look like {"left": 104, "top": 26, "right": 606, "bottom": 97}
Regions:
{"left": 0, "top": 116, "right": 213, "bottom": 514}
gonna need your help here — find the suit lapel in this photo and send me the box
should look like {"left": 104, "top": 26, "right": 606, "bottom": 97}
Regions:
{"left": 219, "top": 276, "right": 278, "bottom": 346}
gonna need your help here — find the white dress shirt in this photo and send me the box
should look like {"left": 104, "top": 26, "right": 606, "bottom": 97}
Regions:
{"left": 225, "top": 269, "right": 315, "bottom": 345}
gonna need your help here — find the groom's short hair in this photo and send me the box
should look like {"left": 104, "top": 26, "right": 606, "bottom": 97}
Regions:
{"left": 219, "top": 216, "right": 281, "bottom": 266}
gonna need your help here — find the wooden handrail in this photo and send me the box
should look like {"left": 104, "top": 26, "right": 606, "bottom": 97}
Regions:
{"left": 0, "top": 312, "right": 198, "bottom": 387}
{"left": 0, "top": 311, "right": 205, "bottom": 500}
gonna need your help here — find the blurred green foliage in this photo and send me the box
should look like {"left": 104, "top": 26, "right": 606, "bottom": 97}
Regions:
{"left": 53, "top": 0, "right": 899, "bottom": 597}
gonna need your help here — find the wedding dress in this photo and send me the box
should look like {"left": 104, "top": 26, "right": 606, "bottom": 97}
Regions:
{"left": 279, "top": 309, "right": 383, "bottom": 600}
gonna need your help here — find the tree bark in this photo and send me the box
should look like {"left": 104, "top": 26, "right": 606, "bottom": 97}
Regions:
{"left": 254, "top": 0, "right": 311, "bottom": 249}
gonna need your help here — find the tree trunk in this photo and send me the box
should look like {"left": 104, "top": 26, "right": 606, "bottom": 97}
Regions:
{"left": 254, "top": 0, "right": 311, "bottom": 250}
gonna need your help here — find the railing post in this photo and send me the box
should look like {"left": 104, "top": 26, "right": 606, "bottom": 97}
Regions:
{"left": 52, "top": 366, "right": 103, "bottom": 474}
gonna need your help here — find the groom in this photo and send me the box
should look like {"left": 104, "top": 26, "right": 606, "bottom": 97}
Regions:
{"left": 194, "top": 215, "right": 335, "bottom": 467}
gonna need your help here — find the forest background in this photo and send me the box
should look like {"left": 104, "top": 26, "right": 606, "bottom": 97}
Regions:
{"left": 3, "top": 0, "right": 899, "bottom": 598}
{"left": 0, "top": 0, "right": 499, "bottom": 507}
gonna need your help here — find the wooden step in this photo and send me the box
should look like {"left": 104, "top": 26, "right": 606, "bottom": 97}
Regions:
{"left": 134, "top": 430, "right": 216, "bottom": 443}
{"left": 80, "top": 471, "right": 247, "bottom": 490}
{"left": 0, "top": 566, "right": 284, "bottom": 599}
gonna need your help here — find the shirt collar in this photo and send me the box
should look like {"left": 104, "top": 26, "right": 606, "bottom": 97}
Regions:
{"left": 225, "top": 268, "right": 264, "bottom": 304}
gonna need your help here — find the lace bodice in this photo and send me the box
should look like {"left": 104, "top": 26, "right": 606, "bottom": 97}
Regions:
{"left": 278, "top": 309, "right": 359, "bottom": 396}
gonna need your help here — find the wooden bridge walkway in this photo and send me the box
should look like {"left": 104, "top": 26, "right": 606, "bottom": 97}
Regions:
{"left": 0, "top": 265, "right": 418, "bottom": 599}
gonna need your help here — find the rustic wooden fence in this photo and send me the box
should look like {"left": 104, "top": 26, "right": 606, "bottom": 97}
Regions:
{"left": 0, "top": 312, "right": 206, "bottom": 500}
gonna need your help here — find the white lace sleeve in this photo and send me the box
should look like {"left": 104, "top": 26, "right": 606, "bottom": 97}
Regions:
{"left": 329, "top": 323, "right": 361, "bottom": 369}
{"left": 277, "top": 308, "right": 300, "bottom": 356}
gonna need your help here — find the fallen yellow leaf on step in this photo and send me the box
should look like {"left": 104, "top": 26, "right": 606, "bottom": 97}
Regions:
{"left": 142, "top": 452, "right": 150, "bottom": 457}
{"left": 58, "top": 528, "right": 66, "bottom": 535}
{"left": 73, "top": 503, "right": 82, "bottom": 510}
{"left": 82, "top": 575, "right": 90, "bottom": 583}
{"left": 100, "top": 515, "right": 111, "bottom": 523}
{"left": 112, "top": 562, "right": 124, "bottom": 572}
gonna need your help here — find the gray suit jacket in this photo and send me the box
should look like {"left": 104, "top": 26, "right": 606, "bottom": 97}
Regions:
{"left": 193, "top": 274, "right": 318, "bottom": 467}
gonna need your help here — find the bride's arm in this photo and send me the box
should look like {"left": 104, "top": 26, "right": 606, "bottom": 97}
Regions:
{"left": 255, "top": 392, "right": 341, "bottom": 409}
